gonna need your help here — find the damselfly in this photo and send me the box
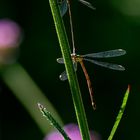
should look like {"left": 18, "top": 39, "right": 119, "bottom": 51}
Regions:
{"left": 57, "top": 49, "right": 126, "bottom": 109}
{"left": 57, "top": 0, "right": 126, "bottom": 109}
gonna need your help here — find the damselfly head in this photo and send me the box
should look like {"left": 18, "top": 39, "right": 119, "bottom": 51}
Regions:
{"left": 71, "top": 53, "right": 76, "bottom": 57}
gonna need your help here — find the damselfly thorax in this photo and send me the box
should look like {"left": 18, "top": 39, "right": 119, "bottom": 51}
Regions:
{"left": 71, "top": 53, "right": 83, "bottom": 62}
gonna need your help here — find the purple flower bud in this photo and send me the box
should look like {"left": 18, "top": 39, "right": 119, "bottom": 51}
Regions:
{"left": 44, "top": 123, "right": 101, "bottom": 140}
{"left": 0, "top": 19, "right": 22, "bottom": 64}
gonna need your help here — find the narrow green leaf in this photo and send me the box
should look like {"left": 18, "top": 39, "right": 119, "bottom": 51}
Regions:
{"left": 107, "top": 85, "right": 130, "bottom": 140}
{"left": 38, "top": 103, "right": 71, "bottom": 140}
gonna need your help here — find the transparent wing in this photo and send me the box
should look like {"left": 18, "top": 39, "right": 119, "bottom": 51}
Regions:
{"left": 83, "top": 58, "right": 125, "bottom": 71}
{"left": 82, "top": 49, "right": 126, "bottom": 58}
{"left": 78, "top": 0, "right": 96, "bottom": 10}
{"left": 58, "top": 0, "right": 68, "bottom": 17}
{"left": 73, "top": 62, "right": 77, "bottom": 71}
{"left": 56, "top": 58, "right": 78, "bottom": 70}
{"left": 59, "top": 62, "right": 77, "bottom": 81}
{"left": 57, "top": 58, "right": 64, "bottom": 64}
{"left": 59, "top": 71, "right": 68, "bottom": 81}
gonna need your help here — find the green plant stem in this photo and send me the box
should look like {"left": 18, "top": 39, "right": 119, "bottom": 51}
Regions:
{"left": 107, "top": 85, "right": 130, "bottom": 140}
{"left": 1, "top": 63, "right": 63, "bottom": 134}
{"left": 49, "top": 0, "right": 90, "bottom": 140}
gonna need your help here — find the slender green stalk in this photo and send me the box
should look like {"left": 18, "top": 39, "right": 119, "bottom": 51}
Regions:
{"left": 49, "top": 0, "right": 90, "bottom": 140}
{"left": 107, "top": 85, "right": 130, "bottom": 140}
{"left": 38, "top": 103, "right": 71, "bottom": 140}
{"left": 1, "top": 63, "right": 63, "bottom": 134}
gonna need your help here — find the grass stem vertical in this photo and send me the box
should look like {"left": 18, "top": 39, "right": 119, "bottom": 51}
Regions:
{"left": 49, "top": 0, "right": 90, "bottom": 139}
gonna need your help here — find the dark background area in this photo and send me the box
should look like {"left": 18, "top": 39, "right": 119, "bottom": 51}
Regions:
{"left": 0, "top": 0, "right": 139, "bottom": 139}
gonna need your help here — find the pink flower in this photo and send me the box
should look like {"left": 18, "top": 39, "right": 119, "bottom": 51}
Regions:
{"left": 0, "top": 19, "right": 22, "bottom": 64}
{"left": 0, "top": 19, "right": 21, "bottom": 48}
{"left": 44, "top": 124, "right": 101, "bottom": 140}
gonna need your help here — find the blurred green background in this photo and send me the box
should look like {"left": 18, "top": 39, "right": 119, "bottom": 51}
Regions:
{"left": 0, "top": 0, "right": 140, "bottom": 139}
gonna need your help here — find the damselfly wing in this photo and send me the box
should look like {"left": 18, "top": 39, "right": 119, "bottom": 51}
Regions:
{"left": 58, "top": 0, "right": 95, "bottom": 17}
{"left": 59, "top": 61, "right": 77, "bottom": 81}
{"left": 78, "top": 0, "right": 96, "bottom": 10}
{"left": 58, "top": 0, "right": 68, "bottom": 17}
{"left": 57, "top": 49, "right": 126, "bottom": 81}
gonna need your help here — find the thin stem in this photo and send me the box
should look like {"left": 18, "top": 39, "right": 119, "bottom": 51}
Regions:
{"left": 49, "top": 0, "right": 91, "bottom": 139}
{"left": 107, "top": 85, "right": 130, "bottom": 140}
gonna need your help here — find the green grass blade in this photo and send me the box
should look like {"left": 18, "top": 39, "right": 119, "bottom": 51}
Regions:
{"left": 38, "top": 103, "right": 71, "bottom": 140}
{"left": 48, "top": 0, "right": 91, "bottom": 139}
{"left": 107, "top": 85, "right": 130, "bottom": 140}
